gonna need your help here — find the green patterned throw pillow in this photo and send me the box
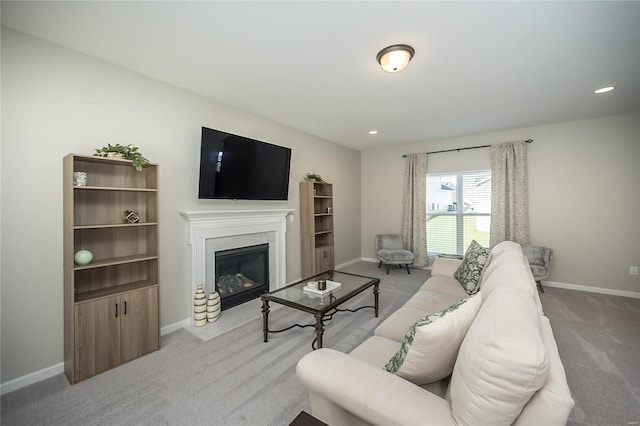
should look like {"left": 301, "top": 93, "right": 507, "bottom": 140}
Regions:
{"left": 384, "top": 295, "right": 482, "bottom": 385}
{"left": 454, "top": 240, "right": 491, "bottom": 295}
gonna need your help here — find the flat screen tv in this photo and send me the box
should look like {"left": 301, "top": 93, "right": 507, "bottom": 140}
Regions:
{"left": 198, "top": 126, "right": 292, "bottom": 200}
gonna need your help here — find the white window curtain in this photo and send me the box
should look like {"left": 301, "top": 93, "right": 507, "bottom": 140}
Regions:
{"left": 401, "top": 153, "right": 428, "bottom": 266}
{"left": 490, "top": 141, "right": 530, "bottom": 246}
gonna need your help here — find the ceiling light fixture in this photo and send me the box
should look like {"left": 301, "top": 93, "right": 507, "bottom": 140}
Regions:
{"left": 376, "top": 44, "right": 415, "bottom": 73}
{"left": 594, "top": 86, "right": 615, "bottom": 94}
{"left": 369, "top": 130, "right": 378, "bottom": 135}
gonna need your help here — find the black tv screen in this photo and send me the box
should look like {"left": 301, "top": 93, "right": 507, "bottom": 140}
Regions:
{"left": 198, "top": 127, "right": 292, "bottom": 200}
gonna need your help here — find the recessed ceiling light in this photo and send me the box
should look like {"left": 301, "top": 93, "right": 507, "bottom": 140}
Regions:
{"left": 368, "top": 130, "right": 378, "bottom": 135}
{"left": 594, "top": 86, "right": 615, "bottom": 94}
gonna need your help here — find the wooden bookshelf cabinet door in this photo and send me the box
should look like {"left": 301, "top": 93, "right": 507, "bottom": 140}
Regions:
{"left": 73, "top": 287, "right": 158, "bottom": 382}
{"left": 120, "top": 287, "right": 159, "bottom": 363}
{"left": 74, "top": 295, "right": 121, "bottom": 382}
{"left": 314, "top": 246, "right": 334, "bottom": 274}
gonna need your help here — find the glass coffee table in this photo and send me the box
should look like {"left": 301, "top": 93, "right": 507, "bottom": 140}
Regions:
{"left": 261, "top": 270, "right": 380, "bottom": 349}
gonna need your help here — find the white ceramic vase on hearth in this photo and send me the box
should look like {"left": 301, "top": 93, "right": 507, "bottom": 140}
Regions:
{"left": 193, "top": 285, "right": 207, "bottom": 327}
{"left": 207, "top": 291, "right": 221, "bottom": 323}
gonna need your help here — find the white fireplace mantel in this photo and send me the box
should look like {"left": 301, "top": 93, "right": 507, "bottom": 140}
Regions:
{"left": 180, "top": 209, "right": 294, "bottom": 312}
{"left": 180, "top": 209, "right": 294, "bottom": 223}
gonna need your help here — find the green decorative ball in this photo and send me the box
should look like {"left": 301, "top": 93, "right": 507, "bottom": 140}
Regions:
{"left": 74, "top": 249, "right": 93, "bottom": 266}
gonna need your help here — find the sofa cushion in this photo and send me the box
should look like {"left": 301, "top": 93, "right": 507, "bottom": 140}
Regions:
{"left": 404, "top": 290, "right": 463, "bottom": 315}
{"left": 430, "top": 257, "right": 462, "bottom": 277}
{"left": 491, "top": 240, "right": 523, "bottom": 257}
{"left": 481, "top": 260, "right": 535, "bottom": 300}
{"left": 449, "top": 286, "right": 549, "bottom": 425}
{"left": 383, "top": 295, "right": 482, "bottom": 385}
{"left": 374, "top": 306, "right": 430, "bottom": 342}
{"left": 514, "top": 315, "right": 574, "bottom": 425}
{"left": 349, "top": 336, "right": 401, "bottom": 368}
{"left": 481, "top": 250, "right": 526, "bottom": 285}
{"left": 480, "top": 257, "right": 545, "bottom": 314}
{"left": 454, "top": 240, "right": 491, "bottom": 295}
{"left": 419, "top": 276, "right": 469, "bottom": 299}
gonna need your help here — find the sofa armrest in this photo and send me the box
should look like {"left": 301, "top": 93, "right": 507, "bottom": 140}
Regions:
{"left": 431, "top": 257, "right": 463, "bottom": 278}
{"left": 296, "top": 348, "right": 455, "bottom": 426}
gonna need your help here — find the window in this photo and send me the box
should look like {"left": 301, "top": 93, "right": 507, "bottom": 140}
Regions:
{"left": 426, "top": 170, "right": 491, "bottom": 255}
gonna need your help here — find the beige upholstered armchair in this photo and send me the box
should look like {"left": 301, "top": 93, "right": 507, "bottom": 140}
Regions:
{"left": 522, "top": 245, "right": 553, "bottom": 292}
{"left": 375, "top": 234, "right": 415, "bottom": 274}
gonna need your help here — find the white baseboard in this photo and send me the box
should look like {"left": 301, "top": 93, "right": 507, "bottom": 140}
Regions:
{"left": 544, "top": 281, "right": 640, "bottom": 299}
{"left": 336, "top": 257, "right": 370, "bottom": 269}
{"left": 362, "top": 258, "right": 638, "bottom": 297}
{"left": 354, "top": 257, "right": 431, "bottom": 271}
{"left": 0, "top": 362, "right": 64, "bottom": 395}
{"left": 161, "top": 318, "right": 191, "bottom": 335}
{"left": 357, "top": 258, "right": 637, "bottom": 297}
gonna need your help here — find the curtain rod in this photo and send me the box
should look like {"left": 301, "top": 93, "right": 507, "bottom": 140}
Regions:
{"left": 401, "top": 139, "right": 533, "bottom": 158}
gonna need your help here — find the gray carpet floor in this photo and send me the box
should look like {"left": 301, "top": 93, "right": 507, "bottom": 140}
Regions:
{"left": 1, "top": 262, "right": 639, "bottom": 425}
{"left": 539, "top": 286, "right": 640, "bottom": 426}
{"left": 0, "top": 263, "right": 428, "bottom": 426}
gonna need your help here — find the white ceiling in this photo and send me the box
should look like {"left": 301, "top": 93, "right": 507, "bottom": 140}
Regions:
{"left": 2, "top": 1, "right": 639, "bottom": 150}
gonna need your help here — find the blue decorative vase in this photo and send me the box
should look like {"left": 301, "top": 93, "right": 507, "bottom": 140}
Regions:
{"left": 74, "top": 249, "right": 93, "bottom": 266}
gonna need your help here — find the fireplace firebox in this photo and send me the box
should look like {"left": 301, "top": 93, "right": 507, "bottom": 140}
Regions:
{"left": 215, "top": 243, "right": 269, "bottom": 310}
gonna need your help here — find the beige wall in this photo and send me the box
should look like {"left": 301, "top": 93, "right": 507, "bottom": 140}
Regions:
{"left": 362, "top": 112, "right": 640, "bottom": 294}
{"left": 0, "top": 28, "right": 361, "bottom": 383}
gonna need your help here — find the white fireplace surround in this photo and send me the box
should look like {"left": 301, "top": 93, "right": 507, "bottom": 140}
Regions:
{"left": 180, "top": 209, "right": 294, "bottom": 315}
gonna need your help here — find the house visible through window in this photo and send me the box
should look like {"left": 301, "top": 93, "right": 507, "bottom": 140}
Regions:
{"left": 426, "top": 170, "right": 491, "bottom": 256}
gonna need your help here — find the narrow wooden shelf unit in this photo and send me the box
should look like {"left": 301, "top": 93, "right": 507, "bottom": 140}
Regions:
{"left": 300, "top": 181, "right": 335, "bottom": 278}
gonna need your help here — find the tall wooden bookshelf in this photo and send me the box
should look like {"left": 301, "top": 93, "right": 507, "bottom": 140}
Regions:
{"left": 63, "top": 154, "right": 160, "bottom": 384}
{"left": 300, "top": 181, "right": 334, "bottom": 278}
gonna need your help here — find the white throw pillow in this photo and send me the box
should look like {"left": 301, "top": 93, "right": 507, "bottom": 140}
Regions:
{"left": 383, "top": 294, "right": 482, "bottom": 385}
{"left": 450, "top": 286, "right": 549, "bottom": 425}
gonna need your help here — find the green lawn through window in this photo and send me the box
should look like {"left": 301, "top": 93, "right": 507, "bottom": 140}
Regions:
{"left": 427, "top": 215, "right": 490, "bottom": 255}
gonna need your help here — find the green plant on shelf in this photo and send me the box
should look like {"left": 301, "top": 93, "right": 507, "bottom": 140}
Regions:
{"left": 94, "top": 143, "right": 149, "bottom": 171}
{"left": 304, "top": 173, "right": 327, "bottom": 184}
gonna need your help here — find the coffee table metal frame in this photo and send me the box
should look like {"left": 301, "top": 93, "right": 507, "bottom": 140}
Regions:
{"left": 261, "top": 270, "right": 380, "bottom": 349}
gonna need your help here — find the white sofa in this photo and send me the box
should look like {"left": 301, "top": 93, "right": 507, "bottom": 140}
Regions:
{"left": 296, "top": 241, "right": 574, "bottom": 425}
